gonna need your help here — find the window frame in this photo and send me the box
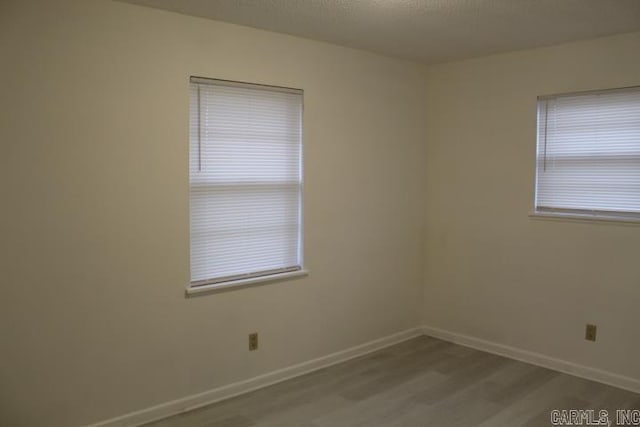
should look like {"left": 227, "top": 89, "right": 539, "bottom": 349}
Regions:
{"left": 531, "top": 85, "right": 640, "bottom": 225}
{"left": 186, "top": 76, "right": 308, "bottom": 295}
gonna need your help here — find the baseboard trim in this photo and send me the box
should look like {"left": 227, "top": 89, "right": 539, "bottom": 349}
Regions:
{"left": 86, "top": 327, "right": 423, "bottom": 427}
{"left": 87, "top": 325, "right": 640, "bottom": 426}
{"left": 422, "top": 325, "right": 640, "bottom": 394}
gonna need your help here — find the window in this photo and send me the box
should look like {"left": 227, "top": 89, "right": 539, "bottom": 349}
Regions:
{"left": 534, "top": 86, "right": 640, "bottom": 221}
{"left": 188, "top": 77, "right": 305, "bottom": 292}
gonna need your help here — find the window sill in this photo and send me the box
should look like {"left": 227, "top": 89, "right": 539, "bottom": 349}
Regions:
{"left": 185, "top": 269, "right": 309, "bottom": 296}
{"left": 529, "top": 211, "right": 640, "bottom": 225}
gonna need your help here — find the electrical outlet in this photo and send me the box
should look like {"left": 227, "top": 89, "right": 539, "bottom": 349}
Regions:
{"left": 585, "top": 324, "right": 597, "bottom": 342}
{"left": 249, "top": 332, "right": 258, "bottom": 351}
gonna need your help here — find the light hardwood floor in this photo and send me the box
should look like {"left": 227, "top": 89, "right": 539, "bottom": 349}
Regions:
{"left": 144, "top": 337, "right": 640, "bottom": 427}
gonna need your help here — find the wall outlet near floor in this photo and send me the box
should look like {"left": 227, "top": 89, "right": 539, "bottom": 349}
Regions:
{"left": 585, "top": 324, "right": 597, "bottom": 342}
{"left": 249, "top": 332, "right": 259, "bottom": 351}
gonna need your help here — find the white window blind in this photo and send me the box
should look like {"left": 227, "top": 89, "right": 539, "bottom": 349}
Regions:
{"left": 535, "top": 86, "right": 640, "bottom": 219}
{"left": 189, "top": 77, "right": 303, "bottom": 288}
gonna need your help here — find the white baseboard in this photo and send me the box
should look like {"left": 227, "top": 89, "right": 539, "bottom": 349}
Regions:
{"left": 86, "top": 327, "right": 423, "bottom": 427}
{"left": 87, "top": 325, "right": 640, "bottom": 427}
{"left": 422, "top": 325, "right": 640, "bottom": 394}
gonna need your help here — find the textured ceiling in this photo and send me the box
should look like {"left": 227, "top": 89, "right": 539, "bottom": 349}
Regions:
{"left": 118, "top": 0, "right": 640, "bottom": 64}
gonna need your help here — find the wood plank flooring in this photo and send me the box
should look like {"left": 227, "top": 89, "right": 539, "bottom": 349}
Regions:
{"left": 144, "top": 337, "right": 639, "bottom": 427}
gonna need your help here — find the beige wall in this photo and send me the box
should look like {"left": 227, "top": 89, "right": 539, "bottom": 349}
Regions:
{"left": 3, "top": 0, "right": 640, "bottom": 425}
{"left": 0, "top": 1, "right": 427, "bottom": 425}
{"left": 423, "top": 31, "right": 640, "bottom": 383}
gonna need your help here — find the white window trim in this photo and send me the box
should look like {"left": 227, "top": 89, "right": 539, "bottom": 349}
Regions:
{"left": 529, "top": 210, "right": 640, "bottom": 225}
{"left": 186, "top": 269, "right": 309, "bottom": 295}
{"left": 187, "top": 76, "right": 307, "bottom": 294}
{"left": 532, "top": 85, "right": 640, "bottom": 224}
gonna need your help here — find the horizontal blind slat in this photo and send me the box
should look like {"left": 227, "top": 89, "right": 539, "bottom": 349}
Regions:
{"left": 189, "top": 79, "right": 303, "bottom": 284}
{"left": 536, "top": 87, "right": 640, "bottom": 217}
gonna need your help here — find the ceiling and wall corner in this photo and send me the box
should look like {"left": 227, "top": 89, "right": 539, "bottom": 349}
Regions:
{"left": 118, "top": 0, "right": 640, "bottom": 64}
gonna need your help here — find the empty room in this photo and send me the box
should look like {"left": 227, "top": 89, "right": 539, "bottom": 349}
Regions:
{"left": 2, "top": 1, "right": 640, "bottom": 426}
